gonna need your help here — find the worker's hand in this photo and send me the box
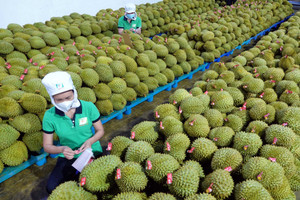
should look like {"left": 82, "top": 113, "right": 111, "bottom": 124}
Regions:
{"left": 129, "top": 28, "right": 135, "bottom": 32}
{"left": 62, "top": 146, "right": 75, "bottom": 160}
{"left": 77, "top": 139, "right": 92, "bottom": 153}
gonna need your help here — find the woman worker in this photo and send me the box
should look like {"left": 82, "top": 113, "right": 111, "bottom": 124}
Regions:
{"left": 41, "top": 71, "right": 104, "bottom": 194}
{"left": 118, "top": 3, "right": 142, "bottom": 34}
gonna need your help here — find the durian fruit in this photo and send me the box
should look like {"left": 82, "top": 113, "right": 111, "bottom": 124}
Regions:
{"left": 189, "top": 87, "right": 203, "bottom": 97}
{"left": 180, "top": 96, "right": 205, "bottom": 119}
{"left": 115, "top": 162, "right": 148, "bottom": 192}
{"left": 22, "top": 131, "right": 43, "bottom": 152}
{"left": 0, "top": 40, "right": 14, "bottom": 54}
{"left": 0, "top": 124, "right": 20, "bottom": 151}
{"left": 124, "top": 72, "right": 140, "bottom": 88}
{"left": 183, "top": 114, "right": 210, "bottom": 138}
{"left": 268, "top": 176, "right": 293, "bottom": 200}
{"left": 80, "top": 68, "right": 99, "bottom": 87}
{"left": 289, "top": 167, "right": 300, "bottom": 192}
{"left": 168, "top": 89, "right": 192, "bottom": 107}
{"left": 79, "top": 155, "right": 122, "bottom": 192}
{"left": 245, "top": 120, "right": 269, "bottom": 137}
{"left": 234, "top": 180, "right": 273, "bottom": 200}
{"left": 202, "top": 70, "right": 219, "bottom": 81}
{"left": 201, "top": 169, "right": 234, "bottom": 200}
{"left": 0, "top": 141, "right": 28, "bottom": 166}
{"left": 125, "top": 141, "right": 155, "bottom": 164}
{"left": 42, "top": 32, "right": 60, "bottom": 46}
{"left": 145, "top": 153, "right": 180, "bottom": 183}
{"left": 148, "top": 192, "right": 176, "bottom": 200}
{"left": 131, "top": 121, "right": 158, "bottom": 144}
{"left": 9, "top": 113, "right": 42, "bottom": 134}
{"left": 95, "top": 99, "right": 114, "bottom": 116}
{"left": 275, "top": 80, "right": 299, "bottom": 96}
{"left": 190, "top": 138, "right": 217, "bottom": 162}
{"left": 48, "top": 181, "right": 97, "bottom": 200}
{"left": 233, "top": 132, "right": 263, "bottom": 157}
{"left": 242, "top": 78, "right": 264, "bottom": 94}
{"left": 204, "top": 109, "right": 223, "bottom": 128}
{"left": 206, "top": 79, "right": 227, "bottom": 92}
{"left": 168, "top": 164, "right": 200, "bottom": 198}
{"left": 159, "top": 116, "right": 183, "bottom": 137}
{"left": 0, "top": 97, "right": 24, "bottom": 117}
{"left": 108, "top": 77, "right": 127, "bottom": 94}
{"left": 241, "top": 156, "right": 285, "bottom": 190}
{"left": 18, "top": 93, "right": 47, "bottom": 114}
{"left": 110, "top": 94, "right": 127, "bottom": 110}
{"left": 209, "top": 126, "right": 235, "bottom": 147}
{"left": 184, "top": 193, "right": 216, "bottom": 200}
{"left": 12, "top": 37, "right": 31, "bottom": 53}
{"left": 134, "top": 82, "right": 149, "bottom": 97}
{"left": 264, "top": 124, "right": 296, "bottom": 148}
{"left": 154, "top": 103, "right": 180, "bottom": 121}
{"left": 224, "top": 114, "right": 243, "bottom": 132}
{"left": 110, "top": 61, "right": 127, "bottom": 78}
{"left": 279, "top": 90, "right": 299, "bottom": 105}
{"left": 260, "top": 145, "right": 296, "bottom": 179}
{"left": 249, "top": 101, "right": 267, "bottom": 121}
{"left": 276, "top": 107, "right": 300, "bottom": 135}
{"left": 93, "top": 83, "right": 112, "bottom": 100}
{"left": 143, "top": 77, "right": 159, "bottom": 91}
{"left": 110, "top": 136, "right": 134, "bottom": 158}
{"left": 211, "top": 148, "right": 243, "bottom": 171}
{"left": 1, "top": 75, "right": 23, "bottom": 89}
{"left": 121, "top": 87, "right": 137, "bottom": 102}
{"left": 210, "top": 91, "right": 234, "bottom": 113}
{"left": 136, "top": 54, "right": 150, "bottom": 67}
{"left": 224, "top": 87, "right": 244, "bottom": 106}
{"left": 163, "top": 133, "right": 190, "bottom": 163}
{"left": 0, "top": 160, "right": 3, "bottom": 174}
{"left": 112, "top": 192, "right": 146, "bottom": 200}
{"left": 29, "top": 36, "right": 46, "bottom": 49}
{"left": 94, "top": 64, "right": 114, "bottom": 83}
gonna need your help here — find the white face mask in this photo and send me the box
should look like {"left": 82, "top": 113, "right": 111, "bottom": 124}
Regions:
{"left": 56, "top": 100, "right": 74, "bottom": 113}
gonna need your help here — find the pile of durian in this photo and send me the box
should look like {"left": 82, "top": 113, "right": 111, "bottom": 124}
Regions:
{"left": 0, "top": 0, "right": 294, "bottom": 179}
{"left": 48, "top": 12, "right": 300, "bottom": 200}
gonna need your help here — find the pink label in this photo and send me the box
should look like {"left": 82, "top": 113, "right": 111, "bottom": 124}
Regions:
{"left": 50, "top": 58, "right": 55, "bottom": 62}
{"left": 224, "top": 118, "right": 228, "bottom": 122}
{"left": 272, "top": 137, "right": 277, "bottom": 145}
{"left": 187, "top": 147, "right": 195, "bottom": 153}
{"left": 268, "top": 157, "right": 276, "bottom": 162}
{"left": 65, "top": 56, "right": 69, "bottom": 61}
{"left": 108, "top": 40, "right": 111, "bottom": 44}
{"left": 39, "top": 65, "right": 45, "bottom": 69}
{"left": 106, "top": 142, "right": 112, "bottom": 151}
{"left": 20, "top": 74, "right": 25, "bottom": 80}
{"left": 80, "top": 54, "right": 85, "bottom": 57}
{"left": 76, "top": 51, "right": 80, "bottom": 55}
{"left": 257, "top": 172, "right": 263, "bottom": 181}
{"left": 264, "top": 113, "right": 270, "bottom": 119}
{"left": 72, "top": 42, "right": 76, "bottom": 46}
{"left": 80, "top": 177, "right": 86, "bottom": 186}
{"left": 93, "top": 50, "right": 97, "bottom": 55}
{"left": 206, "top": 183, "right": 213, "bottom": 193}
{"left": 204, "top": 91, "right": 208, "bottom": 95}
{"left": 155, "top": 111, "right": 160, "bottom": 118}
{"left": 213, "top": 137, "right": 218, "bottom": 141}
{"left": 146, "top": 160, "right": 152, "bottom": 170}
{"left": 130, "top": 132, "right": 135, "bottom": 139}
{"left": 160, "top": 121, "right": 164, "bottom": 129}
{"left": 115, "top": 168, "right": 121, "bottom": 180}
{"left": 97, "top": 46, "right": 102, "bottom": 49}
{"left": 33, "top": 62, "right": 38, "bottom": 66}
{"left": 211, "top": 101, "right": 215, "bottom": 106}
{"left": 259, "top": 92, "right": 264, "bottom": 98}
{"left": 255, "top": 74, "right": 260, "bottom": 78}
{"left": 24, "top": 68, "right": 28, "bottom": 74}
{"left": 167, "top": 173, "right": 172, "bottom": 184}
{"left": 29, "top": 58, "right": 33, "bottom": 63}
{"left": 50, "top": 51, "right": 55, "bottom": 56}
{"left": 243, "top": 145, "right": 249, "bottom": 150}
{"left": 282, "top": 123, "right": 288, "bottom": 126}
{"left": 6, "top": 64, "right": 12, "bottom": 69}
{"left": 173, "top": 100, "right": 177, "bottom": 105}
{"left": 89, "top": 40, "right": 92, "bottom": 44}
{"left": 179, "top": 107, "right": 182, "bottom": 114}
{"left": 224, "top": 166, "right": 232, "bottom": 172}
{"left": 286, "top": 90, "right": 293, "bottom": 94}
{"left": 60, "top": 46, "right": 64, "bottom": 51}
{"left": 220, "top": 88, "right": 223, "bottom": 91}
{"left": 189, "top": 119, "right": 195, "bottom": 126}
{"left": 166, "top": 142, "right": 171, "bottom": 151}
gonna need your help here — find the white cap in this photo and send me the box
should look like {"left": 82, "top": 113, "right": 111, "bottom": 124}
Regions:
{"left": 125, "top": 3, "right": 136, "bottom": 13}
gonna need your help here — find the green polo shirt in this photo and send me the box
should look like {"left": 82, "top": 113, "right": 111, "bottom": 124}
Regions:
{"left": 118, "top": 15, "right": 142, "bottom": 32}
{"left": 42, "top": 100, "right": 102, "bottom": 158}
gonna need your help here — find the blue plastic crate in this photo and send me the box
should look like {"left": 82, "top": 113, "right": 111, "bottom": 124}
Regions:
{"left": 125, "top": 95, "right": 152, "bottom": 115}
{"left": 205, "top": 62, "right": 212, "bottom": 69}
{"left": 0, "top": 152, "right": 49, "bottom": 183}
{"left": 214, "top": 57, "right": 221, "bottom": 62}
{"left": 100, "top": 108, "right": 126, "bottom": 124}
{"left": 235, "top": 45, "right": 242, "bottom": 50}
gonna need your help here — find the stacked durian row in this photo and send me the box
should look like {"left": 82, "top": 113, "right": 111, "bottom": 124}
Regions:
{"left": 0, "top": 0, "right": 294, "bottom": 176}
{"left": 48, "top": 11, "right": 300, "bottom": 200}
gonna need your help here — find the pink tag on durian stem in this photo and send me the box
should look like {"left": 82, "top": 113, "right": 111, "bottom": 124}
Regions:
{"left": 259, "top": 92, "right": 264, "bottom": 98}
{"left": 65, "top": 56, "right": 69, "bottom": 61}
{"left": 72, "top": 41, "right": 76, "bottom": 46}
{"left": 272, "top": 137, "right": 277, "bottom": 145}
{"left": 89, "top": 40, "right": 92, "bottom": 44}
{"left": 189, "top": 119, "right": 196, "bottom": 126}
{"left": 187, "top": 147, "right": 195, "bottom": 153}
{"left": 167, "top": 173, "right": 172, "bottom": 184}
{"left": 20, "top": 74, "right": 25, "bottom": 80}
{"left": 6, "top": 64, "right": 12, "bottom": 69}
{"left": 268, "top": 157, "right": 276, "bottom": 162}
{"left": 179, "top": 107, "right": 182, "bottom": 114}
{"left": 60, "top": 46, "right": 64, "bottom": 51}
{"left": 173, "top": 100, "right": 177, "bottom": 105}
{"left": 115, "top": 168, "right": 121, "bottom": 180}
{"left": 206, "top": 183, "right": 213, "bottom": 193}
{"left": 155, "top": 111, "right": 160, "bottom": 118}
{"left": 80, "top": 177, "right": 86, "bottom": 186}
{"left": 130, "top": 132, "right": 135, "bottom": 139}
{"left": 264, "top": 113, "right": 270, "bottom": 119}
{"left": 146, "top": 160, "right": 152, "bottom": 170}
{"left": 257, "top": 171, "right": 263, "bottom": 181}
{"left": 160, "top": 121, "right": 164, "bottom": 129}
{"left": 166, "top": 142, "right": 171, "bottom": 151}
{"left": 282, "top": 122, "right": 288, "bottom": 126}
{"left": 106, "top": 142, "right": 112, "bottom": 151}
{"left": 224, "top": 166, "right": 232, "bottom": 172}
{"left": 29, "top": 58, "right": 33, "bottom": 63}
{"left": 24, "top": 68, "right": 28, "bottom": 74}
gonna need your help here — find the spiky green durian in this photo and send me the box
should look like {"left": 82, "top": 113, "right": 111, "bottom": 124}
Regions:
{"left": 77, "top": 87, "right": 97, "bottom": 103}
{"left": 131, "top": 121, "right": 158, "bottom": 144}
{"left": 168, "top": 164, "right": 200, "bottom": 198}
{"left": 80, "top": 68, "right": 99, "bottom": 87}
{"left": 249, "top": 102, "right": 267, "bottom": 121}
{"left": 0, "top": 141, "right": 28, "bottom": 166}
{"left": 18, "top": 93, "right": 47, "bottom": 114}
{"left": 122, "top": 56, "right": 138, "bottom": 73}
{"left": 136, "top": 54, "right": 150, "bottom": 67}
{"left": 206, "top": 79, "right": 227, "bottom": 92}
{"left": 110, "top": 136, "right": 134, "bottom": 158}
{"left": 95, "top": 99, "right": 113, "bottom": 116}
{"left": 279, "top": 90, "right": 299, "bottom": 105}
{"left": 201, "top": 169, "right": 234, "bottom": 200}
{"left": 148, "top": 193, "right": 176, "bottom": 200}
{"left": 233, "top": 55, "right": 247, "bottom": 66}
{"left": 202, "top": 70, "right": 219, "bottom": 82}
{"left": 92, "top": 83, "right": 111, "bottom": 100}
{"left": 184, "top": 193, "right": 216, "bottom": 200}
{"left": 80, "top": 155, "right": 122, "bottom": 192}
{"left": 110, "top": 94, "right": 127, "bottom": 110}
{"left": 154, "top": 103, "right": 180, "bottom": 121}
{"left": 164, "top": 54, "right": 177, "bottom": 67}
{"left": 115, "top": 162, "right": 148, "bottom": 192}
{"left": 55, "top": 27, "right": 71, "bottom": 41}
{"left": 145, "top": 153, "right": 180, "bottom": 183}
{"left": 108, "top": 77, "right": 127, "bottom": 94}
{"left": 159, "top": 116, "right": 183, "bottom": 137}
{"left": 234, "top": 180, "right": 273, "bottom": 200}
{"left": 163, "top": 133, "right": 190, "bottom": 162}
{"left": 125, "top": 141, "right": 155, "bottom": 164}
{"left": 260, "top": 145, "right": 296, "bottom": 178}
{"left": 121, "top": 87, "right": 137, "bottom": 102}
{"left": 22, "top": 131, "right": 43, "bottom": 152}
{"left": 265, "top": 124, "right": 296, "bottom": 148}
{"left": 143, "top": 77, "right": 159, "bottom": 91}
{"left": 169, "top": 89, "right": 192, "bottom": 107}
{"left": 242, "top": 78, "right": 264, "bottom": 94}
{"left": 182, "top": 160, "right": 205, "bottom": 179}
{"left": 0, "top": 124, "right": 20, "bottom": 151}
{"left": 134, "top": 82, "right": 149, "bottom": 97}
{"left": 209, "top": 126, "right": 235, "bottom": 147}
{"left": 12, "top": 37, "right": 31, "bottom": 53}
{"left": 9, "top": 113, "right": 41, "bottom": 134}
{"left": 48, "top": 181, "right": 97, "bottom": 200}
{"left": 0, "top": 97, "right": 23, "bottom": 118}
{"left": 189, "top": 87, "right": 203, "bottom": 97}
{"left": 112, "top": 192, "right": 146, "bottom": 200}
{"left": 275, "top": 80, "right": 299, "bottom": 95}
{"left": 0, "top": 40, "right": 14, "bottom": 54}
{"left": 109, "top": 61, "right": 126, "bottom": 78}
{"left": 180, "top": 96, "right": 205, "bottom": 119}
{"left": 211, "top": 148, "right": 243, "bottom": 171}
{"left": 204, "top": 109, "right": 223, "bottom": 128}
{"left": 276, "top": 107, "right": 300, "bottom": 135}
{"left": 210, "top": 91, "right": 234, "bottom": 113}
{"left": 184, "top": 114, "right": 210, "bottom": 138}
{"left": 135, "top": 67, "right": 149, "bottom": 81}
{"left": 190, "top": 138, "right": 217, "bottom": 162}
{"left": 224, "top": 114, "right": 243, "bottom": 132}
{"left": 124, "top": 72, "right": 140, "bottom": 88}
{"left": 42, "top": 32, "right": 60, "bottom": 46}
{"left": 268, "top": 176, "right": 294, "bottom": 200}
{"left": 245, "top": 120, "right": 268, "bottom": 137}
{"left": 233, "top": 132, "right": 263, "bottom": 157}
{"left": 242, "top": 157, "right": 285, "bottom": 190}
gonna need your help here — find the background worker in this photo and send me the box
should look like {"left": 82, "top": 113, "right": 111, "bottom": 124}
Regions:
{"left": 118, "top": 3, "right": 142, "bottom": 34}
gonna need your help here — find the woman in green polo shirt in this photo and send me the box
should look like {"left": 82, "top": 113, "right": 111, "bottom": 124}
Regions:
{"left": 118, "top": 3, "right": 142, "bottom": 34}
{"left": 41, "top": 71, "right": 104, "bottom": 194}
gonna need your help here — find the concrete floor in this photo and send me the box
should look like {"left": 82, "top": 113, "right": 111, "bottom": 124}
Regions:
{"left": 1, "top": 11, "right": 300, "bottom": 200}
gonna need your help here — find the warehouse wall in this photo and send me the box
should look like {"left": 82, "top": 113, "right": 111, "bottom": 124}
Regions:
{"left": 0, "top": 0, "right": 162, "bottom": 28}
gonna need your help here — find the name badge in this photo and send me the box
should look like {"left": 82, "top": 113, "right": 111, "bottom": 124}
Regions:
{"left": 132, "top": 24, "right": 136, "bottom": 27}
{"left": 79, "top": 117, "right": 88, "bottom": 126}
